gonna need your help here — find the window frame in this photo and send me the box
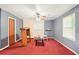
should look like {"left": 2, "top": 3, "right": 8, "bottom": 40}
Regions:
{"left": 62, "top": 13, "right": 75, "bottom": 41}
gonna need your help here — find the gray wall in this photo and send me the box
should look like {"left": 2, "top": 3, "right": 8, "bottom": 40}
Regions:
{"left": 0, "top": 8, "right": 1, "bottom": 48}
{"left": 16, "top": 17, "right": 23, "bottom": 40}
{"left": 44, "top": 20, "right": 54, "bottom": 37}
{"left": 53, "top": 5, "right": 79, "bottom": 54}
{"left": 0, "top": 9, "right": 23, "bottom": 48}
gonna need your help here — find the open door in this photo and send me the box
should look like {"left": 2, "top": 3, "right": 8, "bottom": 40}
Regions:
{"left": 9, "top": 18, "right": 15, "bottom": 46}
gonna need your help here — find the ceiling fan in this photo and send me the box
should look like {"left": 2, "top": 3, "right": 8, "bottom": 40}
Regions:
{"left": 35, "top": 12, "right": 47, "bottom": 21}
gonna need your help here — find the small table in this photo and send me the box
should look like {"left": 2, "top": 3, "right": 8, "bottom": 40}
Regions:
{"left": 35, "top": 39, "right": 44, "bottom": 46}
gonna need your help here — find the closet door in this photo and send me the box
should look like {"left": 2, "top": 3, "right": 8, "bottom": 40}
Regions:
{"left": 9, "top": 18, "right": 15, "bottom": 46}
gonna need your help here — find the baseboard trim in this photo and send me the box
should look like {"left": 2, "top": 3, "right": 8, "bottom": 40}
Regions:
{"left": 53, "top": 37, "right": 78, "bottom": 55}
{"left": 16, "top": 38, "right": 21, "bottom": 42}
{"left": 0, "top": 38, "right": 21, "bottom": 51}
{"left": 0, "top": 45, "right": 9, "bottom": 51}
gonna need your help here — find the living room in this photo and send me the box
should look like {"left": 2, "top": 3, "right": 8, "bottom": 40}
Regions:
{"left": 0, "top": 4, "right": 79, "bottom": 55}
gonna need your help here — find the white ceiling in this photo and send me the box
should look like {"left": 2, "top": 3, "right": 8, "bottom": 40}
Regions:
{"left": 0, "top": 4, "right": 77, "bottom": 20}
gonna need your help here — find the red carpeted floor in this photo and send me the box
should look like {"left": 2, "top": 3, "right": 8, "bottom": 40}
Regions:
{"left": 0, "top": 38, "right": 75, "bottom": 55}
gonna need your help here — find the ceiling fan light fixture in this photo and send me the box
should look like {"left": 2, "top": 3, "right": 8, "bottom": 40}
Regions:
{"left": 36, "top": 17, "right": 40, "bottom": 21}
{"left": 41, "top": 16, "right": 47, "bottom": 20}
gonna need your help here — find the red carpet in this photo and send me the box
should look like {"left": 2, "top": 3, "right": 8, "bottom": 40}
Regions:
{"left": 0, "top": 38, "right": 75, "bottom": 55}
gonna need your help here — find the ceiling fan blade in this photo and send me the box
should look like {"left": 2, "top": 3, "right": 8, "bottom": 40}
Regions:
{"left": 40, "top": 16, "right": 47, "bottom": 20}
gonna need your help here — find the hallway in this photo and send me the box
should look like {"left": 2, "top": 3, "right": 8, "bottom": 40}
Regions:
{"left": 0, "top": 38, "right": 75, "bottom": 55}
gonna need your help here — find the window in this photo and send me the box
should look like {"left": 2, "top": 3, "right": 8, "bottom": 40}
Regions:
{"left": 34, "top": 20, "right": 43, "bottom": 30}
{"left": 33, "top": 20, "right": 44, "bottom": 36}
{"left": 63, "top": 13, "right": 75, "bottom": 41}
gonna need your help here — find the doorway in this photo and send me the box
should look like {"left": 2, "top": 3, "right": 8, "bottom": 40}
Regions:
{"left": 9, "top": 18, "right": 15, "bottom": 46}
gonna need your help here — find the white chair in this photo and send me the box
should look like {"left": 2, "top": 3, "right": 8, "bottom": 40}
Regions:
{"left": 43, "top": 35, "right": 48, "bottom": 41}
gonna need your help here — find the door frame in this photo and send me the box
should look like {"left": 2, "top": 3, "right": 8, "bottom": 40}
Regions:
{"left": 8, "top": 17, "right": 16, "bottom": 46}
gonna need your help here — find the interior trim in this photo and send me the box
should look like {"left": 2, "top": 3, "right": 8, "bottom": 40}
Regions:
{"left": 8, "top": 17, "right": 16, "bottom": 47}
{"left": 53, "top": 37, "right": 78, "bottom": 55}
{"left": 0, "top": 45, "right": 9, "bottom": 51}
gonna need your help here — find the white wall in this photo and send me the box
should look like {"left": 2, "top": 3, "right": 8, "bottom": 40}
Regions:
{"left": 23, "top": 19, "right": 44, "bottom": 38}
